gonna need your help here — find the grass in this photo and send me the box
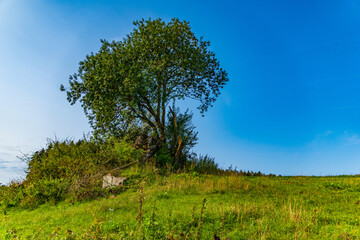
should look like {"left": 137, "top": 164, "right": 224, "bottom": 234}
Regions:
{"left": 2, "top": 172, "right": 360, "bottom": 239}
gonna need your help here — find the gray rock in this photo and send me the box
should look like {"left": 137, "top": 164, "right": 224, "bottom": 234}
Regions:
{"left": 102, "top": 173, "right": 126, "bottom": 188}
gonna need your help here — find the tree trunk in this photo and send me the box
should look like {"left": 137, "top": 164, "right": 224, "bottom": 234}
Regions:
{"left": 139, "top": 136, "right": 162, "bottom": 162}
{"left": 174, "top": 136, "right": 182, "bottom": 167}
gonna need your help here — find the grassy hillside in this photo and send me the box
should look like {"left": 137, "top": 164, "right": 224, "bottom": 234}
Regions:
{"left": 2, "top": 170, "right": 360, "bottom": 239}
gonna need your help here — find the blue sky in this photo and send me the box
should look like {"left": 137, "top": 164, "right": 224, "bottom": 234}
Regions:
{"left": 1, "top": 0, "right": 360, "bottom": 184}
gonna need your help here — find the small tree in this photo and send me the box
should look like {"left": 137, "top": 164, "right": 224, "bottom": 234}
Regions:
{"left": 61, "top": 18, "right": 228, "bottom": 161}
{"left": 166, "top": 107, "right": 198, "bottom": 168}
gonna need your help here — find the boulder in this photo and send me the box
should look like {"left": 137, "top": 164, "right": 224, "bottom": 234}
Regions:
{"left": 102, "top": 173, "right": 126, "bottom": 188}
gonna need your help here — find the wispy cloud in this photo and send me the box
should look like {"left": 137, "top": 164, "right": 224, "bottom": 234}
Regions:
{"left": 310, "top": 130, "right": 335, "bottom": 146}
{"left": 310, "top": 130, "right": 360, "bottom": 147}
{"left": 0, "top": 157, "right": 26, "bottom": 184}
{"left": 342, "top": 130, "right": 360, "bottom": 145}
{"left": 0, "top": 144, "right": 28, "bottom": 170}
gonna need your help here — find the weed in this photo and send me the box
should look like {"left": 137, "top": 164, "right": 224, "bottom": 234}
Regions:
{"left": 195, "top": 198, "right": 206, "bottom": 240}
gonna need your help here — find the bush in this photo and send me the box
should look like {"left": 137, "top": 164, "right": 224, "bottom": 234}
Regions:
{"left": 0, "top": 181, "right": 25, "bottom": 208}
{"left": 26, "top": 138, "right": 142, "bottom": 182}
{"left": 153, "top": 147, "right": 173, "bottom": 168}
{"left": 0, "top": 138, "right": 143, "bottom": 208}
{"left": 20, "top": 178, "right": 70, "bottom": 207}
{"left": 187, "top": 155, "right": 267, "bottom": 177}
{"left": 189, "top": 155, "right": 220, "bottom": 175}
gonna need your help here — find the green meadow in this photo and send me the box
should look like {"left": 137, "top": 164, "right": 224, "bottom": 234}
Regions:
{"left": 2, "top": 170, "right": 360, "bottom": 239}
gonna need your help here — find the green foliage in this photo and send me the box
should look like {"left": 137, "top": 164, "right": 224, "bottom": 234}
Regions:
{"left": 0, "top": 181, "right": 25, "bottom": 208}
{"left": 189, "top": 154, "right": 219, "bottom": 174}
{"left": 0, "top": 138, "right": 143, "bottom": 208}
{"left": 153, "top": 146, "right": 173, "bottom": 168}
{"left": 166, "top": 107, "right": 198, "bottom": 168}
{"left": 61, "top": 18, "right": 228, "bottom": 144}
{"left": 26, "top": 138, "right": 141, "bottom": 182}
{"left": 188, "top": 155, "right": 267, "bottom": 176}
{"left": 322, "top": 182, "right": 354, "bottom": 191}
{"left": 20, "top": 178, "right": 69, "bottom": 207}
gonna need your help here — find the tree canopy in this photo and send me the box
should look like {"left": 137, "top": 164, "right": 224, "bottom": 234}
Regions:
{"left": 61, "top": 18, "right": 228, "bottom": 146}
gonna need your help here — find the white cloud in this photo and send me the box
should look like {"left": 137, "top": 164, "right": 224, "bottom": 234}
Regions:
{"left": 310, "top": 130, "right": 360, "bottom": 148}
{"left": 0, "top": 144, "right": 28, "bottom": 184}
{"left": 342, "top": 130, "right": 360, "bottom": 145}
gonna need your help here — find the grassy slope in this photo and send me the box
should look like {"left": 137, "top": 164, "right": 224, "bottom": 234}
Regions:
{"left": 1, "top": 173, "right": 360, "bottom": 239}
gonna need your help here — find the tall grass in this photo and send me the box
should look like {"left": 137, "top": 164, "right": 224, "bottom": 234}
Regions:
{"left": 2, "top": 173, "right": 360, "bottom": 239}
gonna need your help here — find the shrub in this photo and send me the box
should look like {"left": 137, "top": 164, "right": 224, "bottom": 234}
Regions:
{"left": 189, "top": 155, "right": 220, "bottom": 175}
{"left": 0, "top": 181, "right": 25, "bottom": 208}
{"left": 187, "top": 155, "right": 267, "bottom": 177}
{"left": 0, "top": 138, "right": 143, "bottom": 208}
{"left": 153, "top": 147, "right": 173, "bottom": 168}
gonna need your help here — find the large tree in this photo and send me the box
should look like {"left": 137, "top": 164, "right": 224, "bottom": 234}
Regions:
{"left": 61, "top": 18, "right": 228, "bottom": 146}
